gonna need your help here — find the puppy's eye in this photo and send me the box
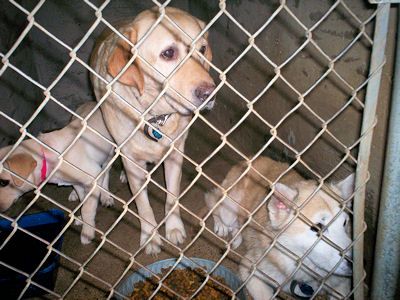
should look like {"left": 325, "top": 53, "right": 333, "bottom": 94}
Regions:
{"left": 0, "top": 179, "right": 10, "bottom": 187}
{"left": 161, "top": 47, "right": 176, "bottom": 60}
{"left": 310, "top": 222, "right": 324, "bottom": 233}
{"left": 200, "top": 45, "right": 206, "bottom": 54}
{"left": 343, "top": 218, "right": 348, "bottom": 227}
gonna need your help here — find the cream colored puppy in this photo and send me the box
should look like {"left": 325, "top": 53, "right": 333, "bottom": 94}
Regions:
{"left": 91, "top": 7, "right": 215, "bottom": 254}
{"left": 0, "top": 102, "right": 114, "bottom": 244}
{"left": 205, "top": 156, "right": 354, "bottom": 299}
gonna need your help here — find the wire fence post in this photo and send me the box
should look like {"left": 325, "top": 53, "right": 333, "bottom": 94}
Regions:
{"left": 352, "top": 3, "right": 390, "bottom": 300}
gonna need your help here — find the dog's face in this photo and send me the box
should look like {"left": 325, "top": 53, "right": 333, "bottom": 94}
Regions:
{"left": 0, "top": 153, "right": 37, "bottom": 211}
{"left": 107, "top": 7, "right": 215, "bottom": 115}
{"left": 268, "top": 174, "right": 354, "bottom": 277}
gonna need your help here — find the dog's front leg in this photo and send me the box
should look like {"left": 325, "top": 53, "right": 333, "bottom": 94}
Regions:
{"left": 99, "top": 165, "right": 114, "bottom": 207}
{"left": 164, "top": 146, "right": 186, "bottom": 245}
{"left": 122, "top": 157, "right": 162, "bottom": 255}
{"left": 99, "top": 148, "right": 115, "bottom": 207}
{"left": 74, "top": 184, "right": 100, "bottom": 244}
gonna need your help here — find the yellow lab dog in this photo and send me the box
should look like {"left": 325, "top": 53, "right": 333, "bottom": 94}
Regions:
{"left": 91, "top": 7, "right": 215, "bottom": 254}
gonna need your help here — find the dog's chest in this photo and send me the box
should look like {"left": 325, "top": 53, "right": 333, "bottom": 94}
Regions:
{"left": 102, "top": 105, "right": 189, "bottom": 162}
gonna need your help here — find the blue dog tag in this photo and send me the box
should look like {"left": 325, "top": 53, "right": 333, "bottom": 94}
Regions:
{"left": 152, "top": 129, "right": 162, "bottom": 139}
{"left": 143, "top": 114, "right": 171, "bottom": 142}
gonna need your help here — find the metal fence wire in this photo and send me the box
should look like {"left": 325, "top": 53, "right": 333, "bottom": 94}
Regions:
{"left": 0, "top": 0, "right": 390, "bottom": 299}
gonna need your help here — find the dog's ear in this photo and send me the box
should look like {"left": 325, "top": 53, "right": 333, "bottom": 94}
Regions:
{"left": 197, "top": 20, "right": 212, "bottom": 68}
{"left": 332, "top": 173, "right": 355, "bottom": 201}
{"left": 268, "top": 183, "right": 297, "bottom": 228}
{"left": 202, "top": 31, "right": 212, "bottom": 63}
{"left": 5, "top": 153, "right": 37, "bottom": 187}
{"left": 107, "top": 29, "right": 144, "bottom": 95}
{"left": 203, "top": 41, "right": 213, "bottom": 70}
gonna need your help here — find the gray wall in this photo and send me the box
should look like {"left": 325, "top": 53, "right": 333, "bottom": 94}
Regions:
{"left": 0, "top": 0, "right": 394, "bottom": 290}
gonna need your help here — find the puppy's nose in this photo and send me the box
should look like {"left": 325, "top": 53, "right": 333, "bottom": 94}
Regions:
{"left": 194, "top": 83, "right": 215, "bottom": 102}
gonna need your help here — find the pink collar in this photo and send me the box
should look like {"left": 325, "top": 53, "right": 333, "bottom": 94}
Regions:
{"left": 40, "top": 151, "right": 47, "bottom": 182}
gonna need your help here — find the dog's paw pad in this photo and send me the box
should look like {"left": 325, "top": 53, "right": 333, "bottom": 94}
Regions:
{"left": 119, "top": 170, "right": 127, "bottom": 183}
{"left": 100, "top": 194, "right": 114, "bottom": 207}
{"left": 68, "top": 190, "right": 79, "bottom": 202}
{"left": 166, "top": 228, "right": 186, "bottom": 245}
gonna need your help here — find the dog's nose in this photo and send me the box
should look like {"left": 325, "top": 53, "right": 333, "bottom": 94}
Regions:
{"left": 194, "top": 83, "right": 215, "bottom": 102}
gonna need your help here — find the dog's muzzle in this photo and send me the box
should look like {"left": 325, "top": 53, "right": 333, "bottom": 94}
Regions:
{"left": 194, "top": 83, "right": 215, "bottom": 101}
{"left": 194, "top": 82, "right": 216, "bottom": 109}
{"left": 202, "top": 96, "right": 216, "bottom": 111}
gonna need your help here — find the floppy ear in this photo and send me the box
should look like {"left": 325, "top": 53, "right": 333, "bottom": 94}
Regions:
{"left": 268, "top": 183, "right": 297, "bottom": 229}
{"left": 204, "top": 44, "right": 213, "bottom": 70}
{"left": 333, "top": 173, "right": 355, "bottom": 200}
{"left": 202, "top": 32, "right": 213, "bottom": 62}
{"left": 5, "top": 153, "right": 37, "bottom": 187}
{"left": 107, "top": 29, "right": 144, "bottom": 95}
{"left": 197, "top": 20, "right": 213, "bottom": 69}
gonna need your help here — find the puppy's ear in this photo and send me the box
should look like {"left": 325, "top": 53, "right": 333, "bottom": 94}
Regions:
{"left": 268, "top": 183, "right": 297, "bottom": 229}
{"left": 5, "top": 153, "right": 37, "bottom": 187}
{"left": 107, "top": 29, "right": 144, "bottom": 95}
{"left": 333, "top": 173, "right": 355, "bottom": 201}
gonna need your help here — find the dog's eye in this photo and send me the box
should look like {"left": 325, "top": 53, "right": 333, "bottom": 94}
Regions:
{"left": 343, "top": 218, "right": 348, "bottom": 227}
{"left": 200, "top": 45, "right": 206, "bottom": 55}
{"left": 161, "top": 47, "right": 176, "bottom": 60}
{"left": 310, "top": 222, "right": 324, "bottom": 233}
{"left": 0, "top": 179, "right": 10, "bottom": 187}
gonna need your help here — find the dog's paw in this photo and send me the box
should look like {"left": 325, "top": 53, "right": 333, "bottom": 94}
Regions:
{"left": 231, "top": 234, "right": 243, "bottom": 249}
{"left": 145, "top": 240, "right": 162, "bottom": 255}
{"left": 68, "top": 190, "right": 79, "bottom": 202}
{"left": 100, "top": 193, "right": 114, "bottom": 207}
{"left": 119, "top": 170, "right": 127, "bottom": 183}
{"left": 80, "top": 226, "right": 95, "bottom": 245}
{"left": 214, "top": 217, "right": 229, "bottom": 237}
{"left": 74, "top": 215, "right": 83, "bottom": 226}
{"left": 141, "top": 232, "right": 162, "bottom": 255}
{"left": 166, "top": 228, "right": 186, "bottom": 245}
{"left": 166, "top": 216, "right": 186, "bottom": 245}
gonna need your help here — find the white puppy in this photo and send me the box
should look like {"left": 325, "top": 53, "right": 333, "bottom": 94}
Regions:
{"left": 0, "top": 102, "right": 114, "bottom": 244}
{"left": 205, "top": 156, "right": 354, "bottom": 299}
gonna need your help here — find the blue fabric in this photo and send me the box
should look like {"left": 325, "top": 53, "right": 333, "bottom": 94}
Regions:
{"left": 0, "top": 209, "right": 64, "bottom": 230}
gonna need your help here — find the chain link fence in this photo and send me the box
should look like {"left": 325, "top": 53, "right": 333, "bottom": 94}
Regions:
{"left": 0, "top": 0, "right": 390, "bottom": 299}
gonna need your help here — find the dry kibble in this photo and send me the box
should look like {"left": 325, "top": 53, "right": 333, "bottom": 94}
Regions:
{"left": 130, "top": 267, "right": 233, "bottom": 299}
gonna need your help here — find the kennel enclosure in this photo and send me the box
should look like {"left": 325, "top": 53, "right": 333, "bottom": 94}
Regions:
{"left": 0, "top": 0, "right": 398, "bottom": 299}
